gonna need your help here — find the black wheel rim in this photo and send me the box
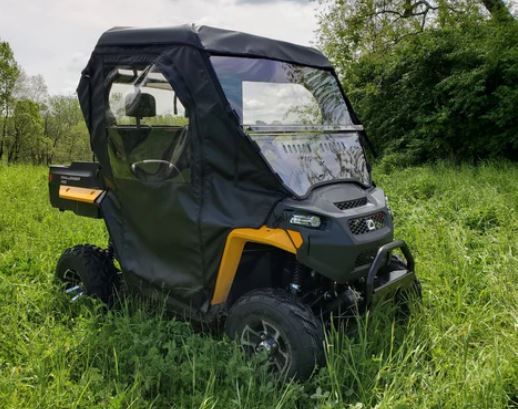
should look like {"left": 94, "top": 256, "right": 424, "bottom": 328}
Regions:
{"left": 61, "top": 269, "right": 85, "bottom": 302}
{"left": 240, "top": 319, "right": 291, "bottom": 374}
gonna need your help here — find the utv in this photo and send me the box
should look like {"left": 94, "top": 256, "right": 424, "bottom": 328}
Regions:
{"left": 49, "top": 25, "right": 420, "bottom": 379}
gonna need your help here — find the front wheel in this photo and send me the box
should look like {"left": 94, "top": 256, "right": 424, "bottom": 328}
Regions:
{"left": 225, "top": 288, "right": 325, "bottom": 380}
{"left": 395, "top": 278, "right": 422, "bottom": 318}
{"left": 386, "top": 255, "right": 422, "bottom": 317}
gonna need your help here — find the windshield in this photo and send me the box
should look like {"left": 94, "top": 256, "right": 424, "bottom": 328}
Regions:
{"left": 210, "top": 56, "right": 353, "bottom": 128}
{"left": 210, "top": 56, "right": 370, "bottom": 196}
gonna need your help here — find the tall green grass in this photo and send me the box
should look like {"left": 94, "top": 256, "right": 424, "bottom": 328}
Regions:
{"left": 0, "top": 163, "right": 517, "bottom": 408}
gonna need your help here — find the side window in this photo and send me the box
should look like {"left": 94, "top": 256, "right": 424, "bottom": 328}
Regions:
{"left": 106, "top": 65, "right": 191, "bottom": 183}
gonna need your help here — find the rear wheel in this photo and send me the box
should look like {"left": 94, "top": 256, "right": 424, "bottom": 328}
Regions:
{"left": 56, "top": 244, "right": 119, "bottom": 305}
{"left": 225, "top": 288, "right": 324, "bottom": 380}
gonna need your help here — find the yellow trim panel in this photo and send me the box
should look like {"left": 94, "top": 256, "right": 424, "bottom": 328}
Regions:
{"left": 59, "top": 185, "right": 104, "bottom": 204}
{"left": 210, "top": 226, "right": 303, "bottom": 305}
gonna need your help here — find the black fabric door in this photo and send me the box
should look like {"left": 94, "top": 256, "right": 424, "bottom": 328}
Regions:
{"left": 101, "top": 61, "right": 205, "bottom": 305}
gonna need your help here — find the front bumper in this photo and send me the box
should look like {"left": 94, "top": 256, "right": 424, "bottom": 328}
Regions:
{"left": 366, "top": 240, "right": 416, "bottom": 306}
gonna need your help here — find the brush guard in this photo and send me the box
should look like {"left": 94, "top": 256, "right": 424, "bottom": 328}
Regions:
{"left": 365, "top": 240, "right": 416, "bottom": 307}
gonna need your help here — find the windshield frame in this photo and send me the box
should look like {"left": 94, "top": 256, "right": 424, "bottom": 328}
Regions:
{"left": 244, "top": 124, "right": 365, "bottom": 134}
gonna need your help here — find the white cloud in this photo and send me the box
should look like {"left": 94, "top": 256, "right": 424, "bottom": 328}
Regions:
{"left": 0, "top": 0, "right": 319, "bottom": 95}
{"left": 234, "top": 0, "right": 310, "bottom": 4}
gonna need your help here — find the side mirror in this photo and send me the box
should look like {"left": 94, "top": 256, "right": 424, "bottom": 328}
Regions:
{"left": 130, "top": 160, "right": 183, "bottom": 183}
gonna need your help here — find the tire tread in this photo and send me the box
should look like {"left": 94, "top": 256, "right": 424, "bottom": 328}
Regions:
{"left": 226, "top": 288, "right": 325, "bottom": 379}
{"left": 56, "top": 244, "right": 118, "bottom": 304}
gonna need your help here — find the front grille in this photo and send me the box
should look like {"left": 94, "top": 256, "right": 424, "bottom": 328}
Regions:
{"left": 334, "top": 197, "right": 367, "bottom": 210}
{"left": 355, "top": 249, "right": 378, "bottom": 267}
{"left": 348, "top": 212, "right": 386, "bottom": 235}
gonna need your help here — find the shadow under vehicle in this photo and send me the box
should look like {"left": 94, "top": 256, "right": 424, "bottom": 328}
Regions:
{"left": 49, "top": 25, "right": 420, "bottom": 380}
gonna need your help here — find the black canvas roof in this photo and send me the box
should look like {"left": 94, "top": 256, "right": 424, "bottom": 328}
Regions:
{"left": 96, "top": 24, "right": 332, "bottom": 69}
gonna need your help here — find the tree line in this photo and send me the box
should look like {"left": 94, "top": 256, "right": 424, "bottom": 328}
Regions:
{"left": 2, "top": 2, "right": 517, "bottom": 168}
{"left": 317, "top": 0, "right": 518, "bottom": 165}
{"left": 0, "top": 41, "right": 90, "bottom": 165}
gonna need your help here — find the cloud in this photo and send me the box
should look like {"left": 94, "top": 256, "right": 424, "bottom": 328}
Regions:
{"left": 235, "top": 0, "right": 310, "bottom": 3}
{"left": 0, "top": 0, "right": 318, "bottom": 94}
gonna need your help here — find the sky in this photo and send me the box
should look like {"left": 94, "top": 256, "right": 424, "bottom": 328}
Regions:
{"left": 0, "top": 0, "right": 319, "bottom": 95}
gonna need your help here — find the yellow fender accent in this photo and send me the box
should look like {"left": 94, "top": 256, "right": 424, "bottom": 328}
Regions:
{"left": 59, "top": 185, "right": 104, "bottom": 204}
{"left": 210, "top": 226, "right": 303, "bottom": 305}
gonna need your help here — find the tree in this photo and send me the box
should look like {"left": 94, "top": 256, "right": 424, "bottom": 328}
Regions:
{"left": 0, "top": 40, "right": 90, "bottom": 166}
{"left": 481, "top": 0, "right": 515, "bottom": 20}
{"left": 14, "top": 70, "right": 48, "bottom": 107}
{"left": 317, "top": 1, "right": 518, "bottom": 164}
{"left": 317, "top": 0, "right": 515, "bottom": 65}
{"left": 8, "top": 99, "right": 44, "bottom": 163}
{"left": 46, "top": 95, "right": 89, "bottom": 163}
{"left": 0, "top": 39, "right": 20, "bottom": 160}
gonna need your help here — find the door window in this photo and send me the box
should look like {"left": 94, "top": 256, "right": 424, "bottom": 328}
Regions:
{"left": 106, "top": 65, "right": 190, "bottom": 183}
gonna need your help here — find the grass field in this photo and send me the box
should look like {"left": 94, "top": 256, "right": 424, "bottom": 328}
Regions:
{"left": 0, "top": 163, "right": 517, "bottom": 408}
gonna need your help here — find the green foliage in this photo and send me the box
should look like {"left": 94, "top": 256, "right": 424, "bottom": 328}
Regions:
{"left": 317, "top": 0, "right": 481, "bottom": 68}
{"left": 46, "top": 95, "right": 91, "bottom": 164}
{"left": 0, "top": 94, "right": 90, "bottom": 165}
{"left": 13, "top": 70, "right": 49, "bottom": 107}
{"left": 0, "top": 39, "right": 19, "bottom": 116}
{"left": 0, "top": 38, "right": 20, "bottom": 159}
{"left": 318, "top": 2, "right": 518, "bottom": 163}
{"left": 0, "top": 38, "right": 90, "bottom": 165}
{"left": 0, "top": 163, "right": 517, "bottom": 408}
{"left": 7, "top": 99, "right": 45, "bottom": 164}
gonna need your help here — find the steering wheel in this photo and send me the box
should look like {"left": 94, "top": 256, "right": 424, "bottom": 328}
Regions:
{"left": 130, "top": 159, "right": 183, "bottom": 182}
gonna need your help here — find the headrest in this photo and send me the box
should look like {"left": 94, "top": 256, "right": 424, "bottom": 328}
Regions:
{"left": 125, "top": 92, "right": 156, "bottom": 118}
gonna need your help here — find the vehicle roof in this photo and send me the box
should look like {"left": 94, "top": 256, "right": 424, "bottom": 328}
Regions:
{"left": 96, "top": 24, "right": 332, "bottom": 69}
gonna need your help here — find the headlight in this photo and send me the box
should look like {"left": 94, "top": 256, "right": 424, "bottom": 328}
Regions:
{"left": 289, "top": 213, "right": 321, "bottom": 228}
